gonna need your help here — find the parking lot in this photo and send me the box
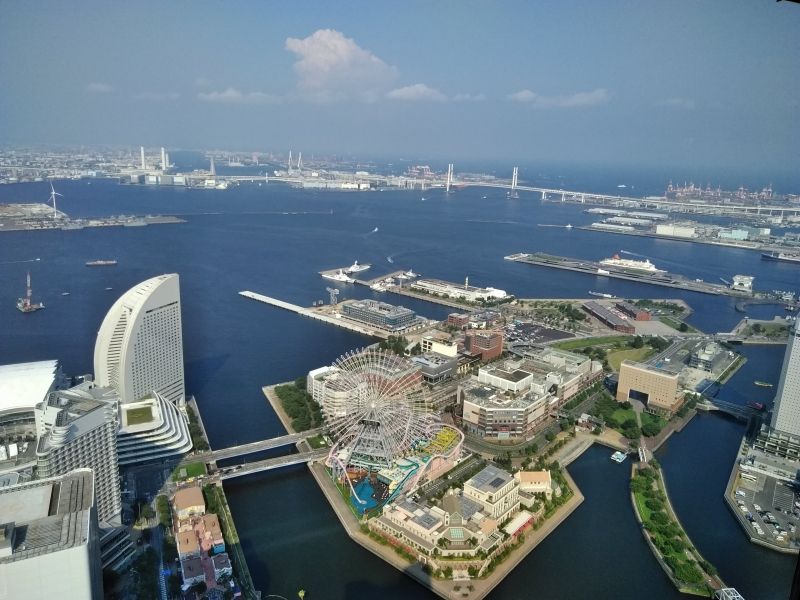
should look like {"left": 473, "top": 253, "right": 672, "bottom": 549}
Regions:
{"left": 733, "top": 471, "right": 799, "bottom": 548}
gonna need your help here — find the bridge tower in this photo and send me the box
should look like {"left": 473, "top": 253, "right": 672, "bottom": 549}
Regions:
{"left": 446, "top": 163, "right": 454, "bottom": 193}
{"left": 288, "top": 150, "right": 293, "bottom": 174}
{"left": 541, "top": 190, "right": 546, "bottom": 201}
{"left": 297, "top": 152, "right": 303, "bottom": 171}
{"left": 510, "top": 167, "right": 519, "bottom": 199}
{"left": 210, "top": 156, "right": 216, "bottom": 176}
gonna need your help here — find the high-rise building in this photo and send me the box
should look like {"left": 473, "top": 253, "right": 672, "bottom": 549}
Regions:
{"left": 94, "top": 274, "right": 192, "bottom": 464}
{"left": 771, "top": 316, "right": 800, "bottom": 436}
{"left": 0, "top": 469, "right": 104, "bottom": 599}
{"left": 94, "top": 274, "right": 185, "bottom": 405}
{"left": 34, "top": 382, "right": 122, "bottom": 525}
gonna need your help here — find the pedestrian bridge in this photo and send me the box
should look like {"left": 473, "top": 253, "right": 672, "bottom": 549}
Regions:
{"left": 185, "top": 427, "right": 325, "bottom": 465}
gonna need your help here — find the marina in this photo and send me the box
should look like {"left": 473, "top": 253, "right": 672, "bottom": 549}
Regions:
{"left": 505, "top": 252, "right": 756, "bottom": 297}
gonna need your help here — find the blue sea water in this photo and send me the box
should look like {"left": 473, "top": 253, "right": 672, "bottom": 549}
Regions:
{"left": 0, "top": 174, "right": 798, "bottom": 599}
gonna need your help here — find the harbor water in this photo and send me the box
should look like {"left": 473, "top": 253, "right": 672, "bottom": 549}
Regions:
{"left": 0, "top": 175, "right": 798, "bottom": 598}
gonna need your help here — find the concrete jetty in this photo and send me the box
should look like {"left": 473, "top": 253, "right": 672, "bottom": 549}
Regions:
{"left": 239, "top": 291, "right": 391, "bottom": 339}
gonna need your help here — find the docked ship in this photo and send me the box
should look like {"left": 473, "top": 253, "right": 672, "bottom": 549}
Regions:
{"left": 599, "top": 254, "right": 665, "bottom": 273}
{"left": 761, "top": 251, "right": 800, "bottom": 265}
{"left": 345, "top": 260, "right": 371, "bottom": 274}
{"left": 86, "top": 260, "right": 118, "bottom": 266}
{"left": 322, "top": 269, "right": 354, "bottom": 283}
{"left": 17, "top": 272, "right": 44, "bottom": 313}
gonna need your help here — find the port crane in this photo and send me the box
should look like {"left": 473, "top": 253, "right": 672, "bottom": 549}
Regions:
{"left": 326, "top": 287, "right": 340, "bottom": 305}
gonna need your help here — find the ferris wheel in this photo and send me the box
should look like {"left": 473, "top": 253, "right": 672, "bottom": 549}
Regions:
{"left": 323, "top": 347, "right": 436, "bottom": 473}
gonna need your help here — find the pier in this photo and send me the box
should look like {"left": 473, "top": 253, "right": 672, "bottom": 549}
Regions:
{"left": 239, "top": 290, "right": 393, "bottom": 339}
{"left": 505, "top": 252, "right": 752, "bottom": 297}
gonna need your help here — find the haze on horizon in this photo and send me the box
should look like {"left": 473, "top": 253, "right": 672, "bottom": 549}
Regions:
{"left": 1, "top": 0, "right": 798, "bottom": 173}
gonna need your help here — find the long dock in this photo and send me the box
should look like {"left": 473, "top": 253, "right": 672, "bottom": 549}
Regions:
{"left": 505, "top": 252, "right": 751, "bottom": 297}
{"left": 239, "top": 291, "right": 391, "bottom": 339}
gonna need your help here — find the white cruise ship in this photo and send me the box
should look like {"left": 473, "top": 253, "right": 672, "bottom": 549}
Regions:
{"left": 322, "top": 269, "right": 354, "bottom": 283}
{"left": 599, "top": 254, "right": 665, "bottom": 273}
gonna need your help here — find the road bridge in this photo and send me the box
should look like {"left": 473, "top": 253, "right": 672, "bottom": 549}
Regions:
{"left": 697, "top": 398, "right": 757, "bottom": 421}
{"left": 183, "top": 427, "right": 325, "bottom": 465}
{"left": 217, "top": 448, "right": 328, "bottom": 480}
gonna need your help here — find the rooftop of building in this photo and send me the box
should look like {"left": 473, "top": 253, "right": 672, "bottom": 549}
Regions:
{"left": 343, "top": 299, "right": 415, "bottom": 317}
{"left": 480, "top": 364, "right": 532, "bottom": 383}
{"left": 212, "top": 552, "right": 231, "bottom": 569}
{"left": 461, "top": 381, "right": 547, "bottom": 410}
{"left": 0, "top": 469, "right": 94, "bottom": 563}
{"left": 466, "top": 464, "right": 514, "bottom": 495}
{"left": 620, "top": 360, "right": 679, "bottom": 380}
{"left": 181, "top": 556, "right": 204, "bottom": 579}
{"left": 582, "top": 301, "right": 631, "bottom": 328}
{"left": 514, "top": 470, "right": 552, "bottom": 486}
{"left": 0, "top": 359, "right": 61, "bottom": 417}
{"left": 174, "top": 486, "right": 205, "bottom": 513}
{"left": 411, "top": 352, "right": 456, "bottom": 368}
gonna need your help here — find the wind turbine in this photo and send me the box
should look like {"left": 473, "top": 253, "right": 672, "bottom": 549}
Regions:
{"left": 49, "top": 183, "right": 63, "bottom": 219}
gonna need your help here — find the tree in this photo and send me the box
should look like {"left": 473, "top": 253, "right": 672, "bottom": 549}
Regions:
{"left": 631, "top": 336, "right": 644, "bottom": 349}
{"left": 678, "top": 322, "right": 689, "bottom": 332}
{"left": 545, "top": 431, "right": 556, "bottom": 442}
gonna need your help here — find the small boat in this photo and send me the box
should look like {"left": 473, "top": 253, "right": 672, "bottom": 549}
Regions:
{"left": 754, "top": 381, "right": 773, "bottom": 388}
{"left": 748, "top": 401, "right": 765, "bottom": 411}
{"left": 86, "top": 260, "right": 118, "bottom": 267}
{"left": 565, "top": 224, "right": 573, "bottom": 229}
{"left": 105, "top": 287, "right": 114, "bottom": 291}
{"left": 610, "top": 451, "right": 627, "bottom": 463}
{"left": 61, "top": 292, "right": 70, "bottom": 296}
{"left": 588, "top": 291, "right": 616, "bottom": 299}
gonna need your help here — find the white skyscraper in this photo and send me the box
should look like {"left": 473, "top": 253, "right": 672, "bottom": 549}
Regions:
{"left": 771, "top": 315, "right": 800, "bottom": 436}
{"left": 34, "top": 383, "right": 122, "bottom": 525}
{"left": 94, "top": 274, "right": 185, "bottom": 405}
{"left": 94, "top": 274, "right": 192, "bottom": 464}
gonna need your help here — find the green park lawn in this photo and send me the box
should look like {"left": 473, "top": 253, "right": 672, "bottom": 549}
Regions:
{"left": 125, "top": 406, "right": 154, "bottom": 425}
{"left": 607, "top": 347, "right": 655, "bottom": 371}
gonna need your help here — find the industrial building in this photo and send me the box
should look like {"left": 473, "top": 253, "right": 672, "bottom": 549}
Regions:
{"left": 340, "top": 299, "right": 417, "bottom": 331}
{"left": 0, "top": 469, "right": 104, "bottom": 600}
{"left": 616, "top": 361, "right": 682, "bottom": 417}
{"left": 655, "top": 224, "right": 697, "bottom": 238}
{"left": 582, "top": 301, "right": 636, "bottom": 334}
{"left": 615, "top": 301, "right": 651, "bottom": 321}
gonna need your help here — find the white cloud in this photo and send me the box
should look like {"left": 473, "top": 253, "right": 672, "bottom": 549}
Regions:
{"left": 197, "top": 88, "right": 280, "bottom": 105}
{"left": 136, "top": 91, "right": 179, "bottom": 101}
{"left": 285, "top": 29, "right": 397, "bottom": 103}
{"left": 508, "top": 88, "right": 610, "bottom": 108}
{"left": 386, "top": 83, "right": 447, "bottom": 102}
{"left": 453, "top": 93, "right": 486, "bottom": 102}
{"left": 86, "top": 82, "right": 113, "bottom": 94}
{"left": 659, "top": 97, "right": 696, "bottom": 110}
{"left": 508, "top": 89, "right": 537, "bottom": 103}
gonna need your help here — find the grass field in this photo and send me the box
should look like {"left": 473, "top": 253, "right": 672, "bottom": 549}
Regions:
{"left": 610, "top": 408, "right": 636, "bottom": 427}
{"left": 607, "top": 347, "right": 655, "bottom": 371}
{"left": 171, "top": 462, "right": 207, "bottom": 482}
{"left": 125, "top": 406, "right": 154, "bottom": 425}
{"left": 306, "top": 434, "right": 328, "bottom": 449}
{"left": 554, "top": 335, "right": 632, "bottom": 351}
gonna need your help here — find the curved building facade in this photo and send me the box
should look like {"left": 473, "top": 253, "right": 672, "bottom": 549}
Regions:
{"left": 94, "top": 274, "right": 185, "bottom": 405}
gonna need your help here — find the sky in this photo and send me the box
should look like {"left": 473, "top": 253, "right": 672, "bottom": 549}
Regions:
{"left": 1, "top": 0, "right": 798, "bottom": 171}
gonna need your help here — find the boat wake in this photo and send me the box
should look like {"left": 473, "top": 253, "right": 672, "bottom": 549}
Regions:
{"left": 1, "top": 257, "right": 41, "bottom": 265}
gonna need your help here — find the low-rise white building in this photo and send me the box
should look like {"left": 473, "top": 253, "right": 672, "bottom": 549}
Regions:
{"left": 463, "top": 464, "right": 520, "bottom": 522}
